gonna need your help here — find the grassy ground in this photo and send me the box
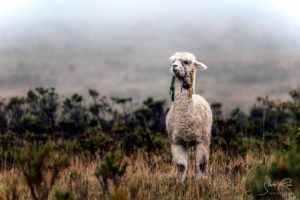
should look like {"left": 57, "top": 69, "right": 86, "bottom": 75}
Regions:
{"left": 0, "top": 148, "right": 268, "bottom": 200}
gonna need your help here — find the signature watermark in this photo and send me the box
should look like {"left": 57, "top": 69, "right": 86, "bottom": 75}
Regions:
{"left": 259, "top": 178, "right": 294, "bottom": 197}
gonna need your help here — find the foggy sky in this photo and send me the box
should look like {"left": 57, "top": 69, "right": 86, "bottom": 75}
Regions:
{"left": 0, "top": 0, "right": 300, "bottom": 110}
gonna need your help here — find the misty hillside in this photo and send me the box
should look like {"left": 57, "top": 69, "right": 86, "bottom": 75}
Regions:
{"left": 0, "top": 0, "right": 300, "bottom": 110}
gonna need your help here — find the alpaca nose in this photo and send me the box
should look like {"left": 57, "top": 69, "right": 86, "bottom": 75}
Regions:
{"left": 172, "top": 64, "right": 178, "bottom": 69}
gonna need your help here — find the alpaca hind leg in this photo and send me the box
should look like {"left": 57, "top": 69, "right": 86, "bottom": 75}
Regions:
{"left": 171, "top": 144, "right": 188, "bottom": 183}
{"left": 195, "top": 144, "right": 209, "bottom": 179}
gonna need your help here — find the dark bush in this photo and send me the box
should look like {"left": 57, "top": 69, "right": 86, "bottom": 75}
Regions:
{"left": 54, "top": 189, "right": 74, "bottom": 200}
{"left": 133, "top": 97, "right": 167, "bottom": 133}
{"left": 26, "top": 87, "right": 59, "bottom": 132}
{"left": 268, "top": 151, "right": 300, "bottom": 198}
{"left": 5, "top": 97, "right": 26, "bottom": 134}
{"left": 0, "top": 132, "right": 18, "bottom": 169}
{"left": 212, "top": 122, "right": 247, "bottom": 156}
{"left": 247, "top": 150, "right": 300, "bottom": 199}
{"left": 95, "top": 151, "right": 128, "bottom": 192}
{"left": 60, "top": 93, "right": 89, "bottom": 135}
{"left": 246, "top": 165, "right": 270, "bottom": 200}
{"left": 79, "top": 128, "right": 113, "bottom": 159}
{"left": 120, "top": 127, "right": 165, "bottom": 154}
{"left": 0, "top": 99, "right": 7, "bottom": 133}
{"left": 14, "top": 141, "right": 69, "bottom": 200}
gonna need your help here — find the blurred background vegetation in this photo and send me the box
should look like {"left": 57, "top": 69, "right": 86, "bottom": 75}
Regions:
{"left": 0, "top": 86, "right": 299, "bottom": 199}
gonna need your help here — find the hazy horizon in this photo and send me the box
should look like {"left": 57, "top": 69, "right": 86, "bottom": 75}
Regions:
{"left": 1, "top": 0, "right": 300, "bottom": 111}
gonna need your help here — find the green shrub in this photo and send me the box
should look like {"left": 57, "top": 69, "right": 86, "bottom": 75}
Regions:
{"left": 133, "top": 97, "right": 167, "bottom": 133}
{"left": 246, "top": 165, "right": 270, "bottom": 199}
{"left": 152, "top": 135, "right": 167, "bottom": 151}
{"left": 120, "top": 127, "right": 166, "bottom": 154}
{"left": 59, "top": 93, "right": 89, "bottom": 135}
{"left": 290, "top": 127, "right": 300, "bottom": 151}
{"left": 26, "top": 87, "right": 59, "bottom": 131}
{"left": 262, "top": 131, "right": 289, "bottom": 153}
{"left": 95, "top": 151, "right": 128, "bottom": 192}
{"left": 268, "top": 151, "right": 300, "bottom": 198}
{"left": 5, "top": 97, "right": 25, "bottom": 133}
{"left": 21, "top": 117, "right": 49, "bottom": 134}
{"left": 212, "top": 133, "right": 247, "bottom": 156}
{"left": 66, "top": 128, "right": 113, "bottom": 160}
{"left": 0, "top": 99, "right": 7, "bottom": 133}
{"left": 247, "top": 138, "right": 263, "bottom": 155}
{"left": 23, "top": 131, "right": 49, "bottom": 144}
{"left": 14, "top": 141, "right": 69, "bottom": 200}
{"left": 247, "top": 150, "right": 300, "bottom": 199}
{"left": 54, "top": 189, "right": 74, "bottom": 200}
{"left": 0, "top": 132, "right": 16, "bottom": 151}
{"left": 79, "top": 128, "right": 113, "bottom": 159}
{"left": 65, "top": 140, "right": 82, "bottom": 156}
{"left": 58, "top": 120, "right": 86, "bottom": 136}
{"left": 0, "top": 132, "right": 18, "bottom": 169}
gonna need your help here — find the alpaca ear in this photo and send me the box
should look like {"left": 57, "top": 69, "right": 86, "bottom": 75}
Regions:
{"left": 169, "top": 55, "right": 176, "bottom": 62}
{"left": 194, "top": 61, "right": 207, "bottom": 70}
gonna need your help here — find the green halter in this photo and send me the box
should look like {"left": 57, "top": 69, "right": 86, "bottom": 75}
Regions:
{"left": 169, "top": 76, "right": 175, "bottom": 101}
{"left": 169, "top": 68, "right": 196, "bottom": 102}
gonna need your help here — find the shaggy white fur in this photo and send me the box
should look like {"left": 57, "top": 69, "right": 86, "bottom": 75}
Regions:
{"left": 166, "top": 52, "right": 212, "bottom": 183}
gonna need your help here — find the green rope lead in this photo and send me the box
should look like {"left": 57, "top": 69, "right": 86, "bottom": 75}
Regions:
{"left": 169, "top": 76, "right": 175, "bottom": 101}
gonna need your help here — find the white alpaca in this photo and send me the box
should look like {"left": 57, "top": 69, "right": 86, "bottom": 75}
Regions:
{"left": 166, "top": 52, "right": 212, "bottom": 183}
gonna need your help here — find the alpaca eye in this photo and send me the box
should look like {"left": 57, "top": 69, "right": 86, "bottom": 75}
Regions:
{"left": 183, "top": 61, "right": 189, "bottom": 65}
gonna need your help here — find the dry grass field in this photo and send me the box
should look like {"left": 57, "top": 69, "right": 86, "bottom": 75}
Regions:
{"left": 0, "top": 149, "right": 282, "bottom": 200}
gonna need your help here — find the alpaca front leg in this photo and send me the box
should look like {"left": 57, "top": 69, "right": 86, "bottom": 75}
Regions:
{"left": 195, "top": 144, "right": 209, "bottom": 179}
{"left": 171, "top": 144, "right": 188, "bottom": 183}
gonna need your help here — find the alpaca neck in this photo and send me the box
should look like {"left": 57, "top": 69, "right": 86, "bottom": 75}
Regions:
{"left": 173, "top": 70, "right": 196, "bottom": 104}
{"left": 172, "top": 74, "right": 197, "bottom": 132}
{"left": 173, "top": 74, "right": 196, "bottom": 110}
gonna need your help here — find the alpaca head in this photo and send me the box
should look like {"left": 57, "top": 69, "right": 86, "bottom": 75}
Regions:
{"left": 169, "top": 52, "right": 207, "bottom": 87}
